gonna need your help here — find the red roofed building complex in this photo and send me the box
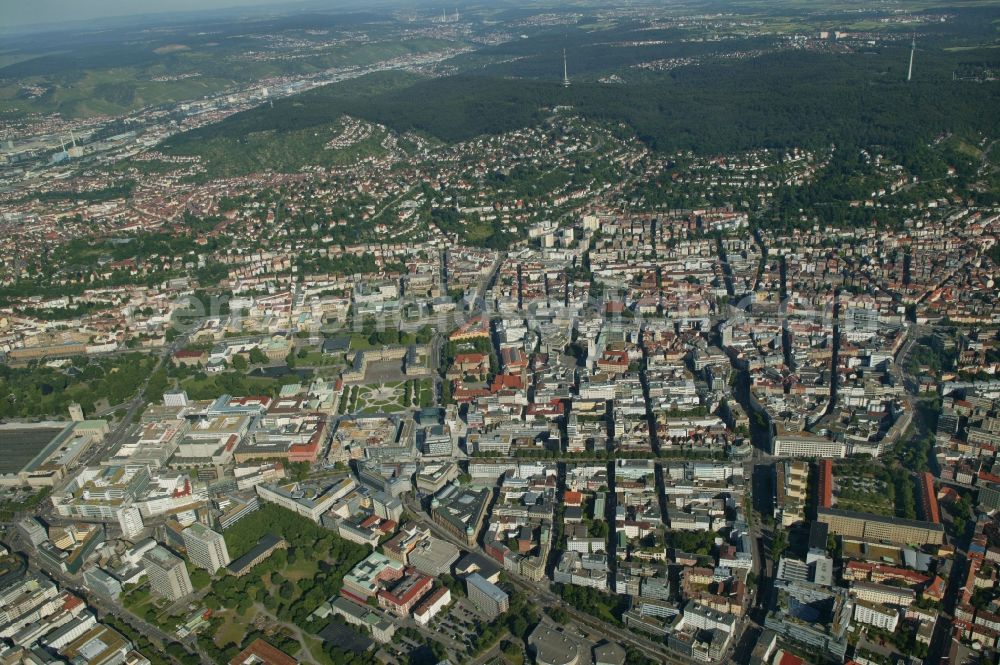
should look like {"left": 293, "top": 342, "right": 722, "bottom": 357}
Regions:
{"left": 843, "top": 561, "right": 930, "bottom": 587}
{"left": 229, "top": 639, "right": 297, "bottom": 665}
{"left": 62, "top": 593, "right": 85, "bottom": 613}
{"left": 978, "top": 470, "right": 1000, "bottom": 485}
{"left": 818, "top": 459, "right": 833, "bottom": 509}
{"left": 527, "top": 400, "right": 565, "bottom": 418}
{"left": 774, "top": 650, "right": 807, "bottom": 665}
{"left": 596, "top": 349, "right": 629, "bottom": 375}
{"left": 490, "top": 373, "right": 524, "bottom": 393}
{"left": 450, "top": 317, "right": 490, "bottom": 341}
{"left": 923, "top": 575, "right": 947, "bottom": 601}
{"left": 173, "top": 350, "right": 207, "bottom": 367}
{"left": 501, "top": 346, "right": 528, "bottom": 372}
{"left": 919, "top": 472, "right": 941, "bottom": 524}
{"left": 448, "top": 353, "right": 490, "bottom": 380}
{"left": 452, "top": 382, "right": 491, "bottom": 404}
{"left": 377, "top": 570, "right": 434, "bottom": 617}
{"left": 413, "top": 586, "right": 452, "bottom": 625}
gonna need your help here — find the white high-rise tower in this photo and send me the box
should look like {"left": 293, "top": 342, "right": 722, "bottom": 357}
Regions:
{"left": 562, "top": 49, "right": 570, "bottom": 88}
{"left": 182, "top": 523, "right": 231, "bottom": 573}
{"left": 907, "top": 34, "right": 916, "bottom": 82}
{"left": 143, "top": 545, "right": 193, "bottom": 601}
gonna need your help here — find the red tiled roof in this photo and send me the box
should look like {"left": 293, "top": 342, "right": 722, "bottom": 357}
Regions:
{"left": 449, "top": 317, "right": 490, "bottom": 340}
{"left": 978, "top": 470, "right": 1000, "bottom": 484}
{"left": 454, "top": 353, "right": 488, "bottom": 364}
{"left": 919, "top": 472, "right": 941, "bottom": 524}
{"left": 229, "top": 639, "right": 297, "bottom": 665}
{"left": 62, "top": 594, "right": 85, "bottom": 611}
{"left": 414, "top": 586, "right": 450, "bottom": 616}
{"left": 846, "top": 561, "right": 874, "bottom": 572}
{"left": 490, "top": 374, "right": 524, "bottom": 392}
{"left": 777, "top": 652, "right": 805, "bottom": 665}
{"left": 378, "top": 574, "right": 432, "bottom": 607}
{"left": 818, "top": 459, "right": 833, "bottom": 509}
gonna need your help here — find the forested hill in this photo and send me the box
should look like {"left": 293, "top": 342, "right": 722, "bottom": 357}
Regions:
{"left": 164, "top": 42, "right": 1000, "bottom": 158}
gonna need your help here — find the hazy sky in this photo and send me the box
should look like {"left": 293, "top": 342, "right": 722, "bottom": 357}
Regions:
{"left": 1, "top": 0, "right": 313, "bottom": 29}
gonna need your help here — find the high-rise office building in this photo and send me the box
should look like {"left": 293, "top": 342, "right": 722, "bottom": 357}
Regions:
{"left": 182, "top": 523, "right": 231, "bottom": 573}
{"left": 466, "top": 573, "right": 509, "bottom": 619}
{"left": 143, "top": 545, "right": 193, "bottom": 600}
{"left": 118, "top": 506, "right": 144, "bottom": 540}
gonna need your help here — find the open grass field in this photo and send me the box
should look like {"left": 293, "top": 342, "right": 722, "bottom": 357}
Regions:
{"left": 295, "top": 351, "right": 343, "bottom": 368}
{"left": 212, "top": 609, "right": 252, "bottom": 649}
